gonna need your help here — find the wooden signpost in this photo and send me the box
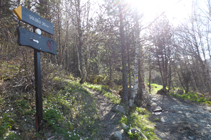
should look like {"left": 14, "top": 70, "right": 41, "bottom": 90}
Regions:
{"left": 13, "top": 6, "right": 57, "bottom": 133}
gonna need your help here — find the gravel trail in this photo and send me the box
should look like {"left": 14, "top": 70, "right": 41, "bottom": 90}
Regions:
{"left": 149, "top": 94, "right": 211, "bottom": 140}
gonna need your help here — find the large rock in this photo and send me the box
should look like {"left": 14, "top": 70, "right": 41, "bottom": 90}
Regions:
{"left": 112, "top": 105, "right": 125, "bottom": 114}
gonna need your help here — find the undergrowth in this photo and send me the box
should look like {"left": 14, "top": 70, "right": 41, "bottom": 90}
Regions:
{"left": 150, "top": 83, "right": 211, "bottom": 106}
{"left": 120, "top": 107, "right": 160, "bottom": 140}
{"left": 169, "top": 92, "right": 211, "bottom": 106}
{"left": 150, "top": 83, "right": 163, "bottom": 94}
{"left": 0, "top": 71, "right": 101, "bottom": 139}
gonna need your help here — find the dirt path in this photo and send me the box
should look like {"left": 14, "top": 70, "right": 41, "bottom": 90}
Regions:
{"left": 87, "top": 89, "right": 127, "bottom": 140}
{"left": 149, "top": 94, "right": 211, "bottom": 140}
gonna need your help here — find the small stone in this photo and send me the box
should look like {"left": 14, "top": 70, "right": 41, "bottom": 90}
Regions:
{"left": 121, "top": 123, "right": 129, "bottom": 130}
{"left": 188, "top": 136, "right": 194, "bottom": 140}
{"left": 47, "top": 136, "right": 56, "bottom": 140}
{"left": 151, "top": 102, "right": 157, "bottom": 106}
{"left": 153, "top": 106, "right": 162, "bottom": 112}
{"left": 112, "top": 105, "right": 125, "bottom": 114}
{"left": 161, "top": 117, "right": 166, "bottom": 123}
{"left": 152, "top": 98, "right": 157, "bottom": 101}
{"left": 113, "top": 131, "right": 122, "bottom": 140}
{"left": 185, "top": 113, "right": 191, "bottom": 117}
{"left": 154, "top": 112, "right": 162, "bottom": 115}
{"left": 129, "top": 128, "right": 141, "bottom": 134}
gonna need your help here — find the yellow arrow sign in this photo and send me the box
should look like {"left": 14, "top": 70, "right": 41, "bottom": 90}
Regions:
{"left": 13, "top": 6, "right": 22, "bottom": 20}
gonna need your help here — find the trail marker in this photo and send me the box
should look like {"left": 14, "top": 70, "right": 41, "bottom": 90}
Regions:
{"left": 13, "top": 5, "right": 54, "bottom": 34}
{"left": 18, "top": 27, "right": 56, "bottom": 55}
{"left": 13, "top": 6, "right": 57, "bottom": 134}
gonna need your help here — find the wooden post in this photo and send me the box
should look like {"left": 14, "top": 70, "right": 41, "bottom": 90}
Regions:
{"left": 34, "top": 26, "right": 43, "bottom": 133}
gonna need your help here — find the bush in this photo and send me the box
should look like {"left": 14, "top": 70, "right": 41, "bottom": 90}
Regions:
{"left": 169, "top": 92, "right": 211, "bottom": 106}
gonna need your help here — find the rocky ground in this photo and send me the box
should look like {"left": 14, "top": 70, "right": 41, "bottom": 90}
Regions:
{"left": 149, "top": 93, "right": 211, "bottom": 140}
{"left": 86, "top": 88, "right": 211, "bottom": 140}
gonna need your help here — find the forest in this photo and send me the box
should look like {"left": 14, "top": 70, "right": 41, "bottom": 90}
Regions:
{"left": 1, "top": 0, "right": 211, "bottom": 139}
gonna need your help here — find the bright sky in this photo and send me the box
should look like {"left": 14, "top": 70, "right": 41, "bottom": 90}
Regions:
{"left": 20, "top": 0, "right": 193, "bottom": 27}
{"left": 130, "top": 0, "right": 193, "bottom": 26}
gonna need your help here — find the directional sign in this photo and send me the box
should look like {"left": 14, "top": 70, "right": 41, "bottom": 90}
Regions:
{"left": 18, "top": 27, "right": 56, "bottom": 55}
{"left": 14, "top": 6, "right": 57, "bottom": 134}
{"left": 13, "top": 6, "right": 54, "bottom": 34}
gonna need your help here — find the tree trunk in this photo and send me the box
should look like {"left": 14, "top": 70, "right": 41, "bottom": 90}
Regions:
{"left": 119, "top": 4, "right": 128, "bottom": 102}
{"left": 129, "top": 10, "right": 140, "bottom": 108}
{"left": 75, "top": 0, "right": 87, "bottom": 84}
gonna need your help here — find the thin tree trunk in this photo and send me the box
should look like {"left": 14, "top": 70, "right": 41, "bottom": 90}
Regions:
{"left": 127, "top": 39, "right": 131, "bottom": 97}
{"left": 149, "top": 52, "right": 152, "bottom": 93}
{"left": 168, "top": 60, "right": 172, "bottom": 91}
{"left": 109, "top": 53, "right": 112, "bottom": 84}
{"left": 140, "top": 46, "right": 145, "bottom": 89}
{"left": 75, "top": 38, "right": 82, "bottom": 76}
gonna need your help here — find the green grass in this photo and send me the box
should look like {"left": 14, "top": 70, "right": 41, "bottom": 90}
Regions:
{"left": 150, "top": 83, "right": 163, "bottom": 94}
{"left": 83, "top": 82, "right": 121, "bottom": 104}
{"left": 120, "top": 107, "right": 160, "bottom": 140}
{"left": 1, "top": 78, "right": 101, "bottom": 139}
{"left": 169, "top": 92, "right": 211, "bottom": 106}
{"left": 41, "top": 80, "right": 101, "bottom": 139}
{"left": 83, "top": 82, "right": 110, "bottom": 92}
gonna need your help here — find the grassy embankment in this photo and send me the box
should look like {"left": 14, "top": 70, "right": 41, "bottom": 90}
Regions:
{"left": 0, "top": 60, "right": 101, "bottom": 139}
{"left": 169, "top": 92, "right": 211, "bottom": 105}
{"left": 0, "top": 60, "right": 159, "bottom": 139}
